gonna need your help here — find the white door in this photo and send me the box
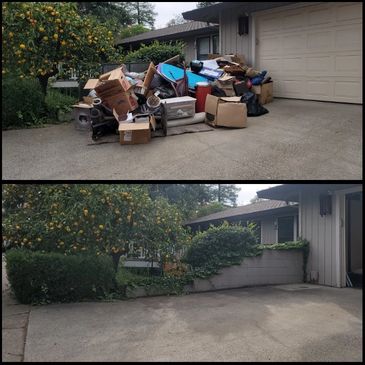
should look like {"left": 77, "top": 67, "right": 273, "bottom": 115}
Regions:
{"left": 255, "top": 2, "right": 362, "bottom": 104}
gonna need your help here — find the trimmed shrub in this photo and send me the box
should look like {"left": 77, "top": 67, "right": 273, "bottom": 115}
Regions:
{"left": 123, "top": 40, "right": 186, "bottom": 64}
{"left": 45, "top": 89, "right": 77, "bottom": 120}
{"left": 183, "top": 222, "right": 259, "bottom": 278}
{"left": 2, "top": 77, "right": 46, "bottom": 129}
{"left": 6, "top": 250, "right": 115, "bottom": 304}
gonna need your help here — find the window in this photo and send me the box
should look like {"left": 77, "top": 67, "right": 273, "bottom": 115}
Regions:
{"left": 212, "top": 35, "right": 219, "bottom": 54}
{"left": 197, "top": 36, "right": 210, "bottom": 60}
{"left": 277, "top": 216, "right": 295, "bottom": 243}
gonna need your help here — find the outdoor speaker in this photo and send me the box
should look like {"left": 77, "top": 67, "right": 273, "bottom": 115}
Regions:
{"left": 238, "top": 16, "right": 249, "bottom": 35}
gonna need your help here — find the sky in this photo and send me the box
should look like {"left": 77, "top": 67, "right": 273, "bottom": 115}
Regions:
{"left": 152, "top": 2, "right": 198, "bottom": 28}
{"left": 236, "top": 184, "right": 282, "bottom": 205}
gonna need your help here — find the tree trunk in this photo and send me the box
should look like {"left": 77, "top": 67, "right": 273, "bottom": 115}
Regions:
{"left": 137, "top": 2, "right": 141, "bottom": 24}
{"left": 37, "top": 75, "right": 49, "bottom": 95}
{"left": 218, "top": 184, "right": 222, "bottom": 203}
{"left": 111, "top": 253, "right": 122, "bottom": 272}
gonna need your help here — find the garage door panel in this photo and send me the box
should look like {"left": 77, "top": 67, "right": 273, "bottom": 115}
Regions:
{"left": 282, "top": 12, "right": 307, "bottom": 29}
{"left": 306, "top": 56, "right": 334, "bottom": 72}
{"left": 306, "top": 81, "right": 331, "bottom": 97}
{"left": 308, "top": 7, "right": 334, "bottom": 26}
{"left": 335, "top": 26, "right": 362, "bottom": 51}
{"left": 282, "top": 34, "right": 307, "bottom": 51}
{"left": 335, "top": 55, "right": 362, "bottom": 75}
{"left": 256, "top": 2, "right": 362, "bottom": 103}
{"left": 307, "top": 31, "right": 334, "bottom": 50}
{"left": 334, "top": 81, "right": 361, "bottom": 99}
{"left": 336, "top": 3, "right": 363, "bottom": 22}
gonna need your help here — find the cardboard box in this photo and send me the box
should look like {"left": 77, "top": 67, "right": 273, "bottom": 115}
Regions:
{"left": 205, "top": 94, "right": 247, "bottom": 128}
{"left": 119, "top": 123, "right": 151, "bottom": 145}
{"left": 95, "top": 78, "right": 133, "bottom": 98}
{"left": 160, "top": 96, "right": 196, "bottom": 120}
{"left": 251, "top": 82, "right": 273, "bottom": 105}
{"left": 216, "top": 74, "right": 236, "bottom": 97}
{"left": 103, "top": 92, "right": 138, "bottom": 115}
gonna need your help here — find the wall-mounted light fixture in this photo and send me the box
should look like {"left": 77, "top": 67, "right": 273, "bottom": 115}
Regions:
{"left": 320, "top": 194, "right": 332, "bottom": 217}
{"left": 238, "top": 16, "right": 249, "bottom": 35}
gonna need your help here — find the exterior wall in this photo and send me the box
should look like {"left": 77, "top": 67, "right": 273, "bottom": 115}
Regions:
{"left": 300, "top": 191, "right": 337, "bottom": 287}
{"left": 182, "top": 36, "right": 197, "bottom": 64}
{"left": 187, "top": 250, "right": 303, "bottom": 293}
{"left": 260, "top": 216, "right": 277, "bottom": 244}
{"left": 220, "top": 8, "right": 252, "bottom": 63}
{"left": 349, "top": 198, "right": 362, "bottom": 272}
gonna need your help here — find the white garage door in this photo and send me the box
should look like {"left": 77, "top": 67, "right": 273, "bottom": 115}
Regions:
{"left": 255, "top": 2, "right": 362, "bottom": 104}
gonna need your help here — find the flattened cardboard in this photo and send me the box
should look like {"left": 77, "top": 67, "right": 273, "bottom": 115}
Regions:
{"left": 142, "top": 62, "right": 156, "bottom": 96}
{"left": 205, "top": 94, "right": 247, "bottom": 129}
{"left": 99, "top": 66, "right": 123, "bottom": 81}
{"left": 84, "top": 79, "right": 100, "bottom": 89}
{"left": 118, "top": 122, "right": 151, "bottom": 145}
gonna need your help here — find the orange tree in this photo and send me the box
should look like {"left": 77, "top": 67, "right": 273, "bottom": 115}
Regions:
{"left": 2, "top": 2, "right": 120, "bottom": 94}
{"left": 2, "top": 184, "right": 190, "bottom": 271}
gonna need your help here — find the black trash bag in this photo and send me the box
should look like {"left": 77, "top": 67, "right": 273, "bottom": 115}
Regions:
{"left": 240, "top": 92, "right": 269, "bottom": 117}
{"left": 150, "top": 73, "right": 169, "bottom": 89}
{"left": 211, "top": 85, "right": 227, "bottom": 97}
{"left": 154, "top": 85, "right": 176, "bottom": 99}
{"left": 90, "top": 107, "right": 119, "bottom": 141}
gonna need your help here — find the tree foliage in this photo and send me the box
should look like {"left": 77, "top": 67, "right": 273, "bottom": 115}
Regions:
{"left": 119, "top": 24, "right": 150, "bottom": 40}
{"left": 123, "top": 40, "right": 186, "bottom": 64}
{"left": 2, "top": 184, "right": 190, "bottom": 270}
{"left": 77, "top": 2, "right": 133, "bottom": 27}
{"left": 166, "top": 14, "right": 188, "bottom": 27}
{"left": 194, "top": 202, "right": 227, "bottom": 219}
{"left": 196, "top": 2, "right": 220, "bottom": 8}
{"left": 125, "top": 2, "right": 157, "bottom": 28}
{"left": 1, "top": 2, "right": 119, "bottom": 93}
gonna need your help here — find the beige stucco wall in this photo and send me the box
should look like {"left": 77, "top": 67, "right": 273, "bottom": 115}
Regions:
{"left": 187, "top": 250, "right": 303, "bottom": 293}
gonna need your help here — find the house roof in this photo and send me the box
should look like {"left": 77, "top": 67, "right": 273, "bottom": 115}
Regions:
{"left": 116, "top": 21, "right": 219, "bottom": 46}
{"left": 257, "top": 184, "right": 362, "bottom": 202}
{"left": 182, "top": 2, "right": 299, "bottom": 23}
{"left": 185, "top": 200, "right": 298, "bottom": 226}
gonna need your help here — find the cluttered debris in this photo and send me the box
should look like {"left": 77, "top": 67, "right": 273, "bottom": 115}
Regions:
{"left": 72, "top": 53, "right": 273, "bottom": 145}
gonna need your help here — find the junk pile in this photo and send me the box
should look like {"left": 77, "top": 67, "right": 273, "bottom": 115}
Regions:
{"left": 72, "top": 53, "right": 273, "bottom": 145}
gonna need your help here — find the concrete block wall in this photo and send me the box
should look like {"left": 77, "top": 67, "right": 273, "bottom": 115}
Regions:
{"left": 186, "top": 250, "right": 303, "bottom": 293}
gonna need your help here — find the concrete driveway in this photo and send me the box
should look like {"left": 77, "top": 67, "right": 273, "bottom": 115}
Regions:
{"left": 2, "top": 99, "right": 362, "bottom": 180}
{"left": 24, "top": 285, "right": 362, "bottom": 362}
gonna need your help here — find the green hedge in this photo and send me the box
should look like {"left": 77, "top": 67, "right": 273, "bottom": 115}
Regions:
{"left": 2, "top": 77, "right": 46, "bottom": 129}
{"left": 6, "top": 250, "right": 115, "bottom": 304}
{"left": 183, "top": 223, "right": 259, "bottom": 278}
{"left": 123, "top": 40, "right": 186, "bottom": 64}
{"left": 45, "top": 89, "right": 76, "bottom": 120}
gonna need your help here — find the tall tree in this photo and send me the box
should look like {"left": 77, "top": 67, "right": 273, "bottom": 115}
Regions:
{"left": 77, "top": 2, "right": 132, "bottom": 27}
{"left": 209, "top": 184, "right": 240, "bottom": 207}
{"left": 126, "top": 2, "right": 157, "bottom": 28}
{"left": 148, "top": 184, "right": 213, "bottom": 218}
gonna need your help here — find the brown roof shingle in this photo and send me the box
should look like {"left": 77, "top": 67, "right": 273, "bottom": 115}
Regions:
{"left": 116, "top": 21, "right": 218, "bottom": 45}
{"left": 185, "top": 200, "right": 297, "bottom": 225}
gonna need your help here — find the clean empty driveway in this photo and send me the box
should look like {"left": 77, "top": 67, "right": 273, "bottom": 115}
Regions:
{"left": 2, "top": 99, "right": 362, "bottom": 180}
{"left": 24, "top": 285, "right": 362, "bottom": 362}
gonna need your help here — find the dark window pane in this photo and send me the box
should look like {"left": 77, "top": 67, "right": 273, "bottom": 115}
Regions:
{"left": 278, "top": 216, "right": 294, "bottom": 243}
